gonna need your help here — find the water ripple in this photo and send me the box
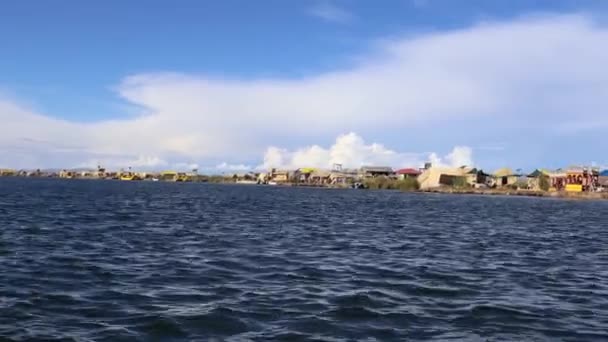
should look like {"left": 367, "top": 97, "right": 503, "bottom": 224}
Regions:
{"left": 1, "top": 178, "right": 608, "bottom": 341}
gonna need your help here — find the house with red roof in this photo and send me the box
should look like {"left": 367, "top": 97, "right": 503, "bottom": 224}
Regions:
{"left": 396, "top": 168, "right": 421, "bottom": 180}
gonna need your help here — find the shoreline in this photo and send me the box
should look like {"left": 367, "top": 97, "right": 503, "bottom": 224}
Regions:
{"left": 418, "top": 188, "right": 608, "bottom": 201}
{"left": 2, "top": 176, "right": 607, "bottom": 201}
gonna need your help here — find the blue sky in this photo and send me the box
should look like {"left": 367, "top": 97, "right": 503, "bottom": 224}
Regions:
{"left": 1, "top": 0, "right": 608, "bottom": 171}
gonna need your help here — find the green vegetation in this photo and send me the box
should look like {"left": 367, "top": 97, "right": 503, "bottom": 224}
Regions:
{"left": 539, "top": 174, "right": 550, "bottom": 191}
{"left": 207, "top": 175, "right": 229, "bottom": 183}
{"left": 363, "top": 177, "right": 420, "bottom": 192}
{"left": 190, "top": 175, "right": 209, "bottom": 182}
{"left": 362, "top": 178, "right": 386, "bottom": 190}
{"left": 398, "top": 177, "right": 420, "bottom": 191}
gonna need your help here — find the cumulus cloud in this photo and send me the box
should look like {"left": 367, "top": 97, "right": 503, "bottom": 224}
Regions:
{"left": 428, "top": 146, "right": 474, "bottom": 168}
{"left": 259, "top": 132, "right": 470, "bottom": 170}
{"left": 309, "top": 1, "right": 354, "bottom": 23}
{"left": 2, "top": 14, "right": 608, "bottom": 169}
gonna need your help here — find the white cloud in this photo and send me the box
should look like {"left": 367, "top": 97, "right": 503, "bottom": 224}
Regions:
{"left": 259, "top": 132, "right": 469, "bottom": 170}
{"left": 131, "top": 156, "right": 167, "bottom": 168}
{"left": 309, "top": 1, "right": 354, "bottom": 23}
{"left": 2, "top": 14, "right": 608, "bottom": 169}
{"left": 215, "top": 162, "right": 252, "bottom": 171}
{"left": 428, "top": 146, "right": 474, "bottom": 168}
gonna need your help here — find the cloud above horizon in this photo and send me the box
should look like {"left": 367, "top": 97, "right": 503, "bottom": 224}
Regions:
{"left": 1, "top": 13, "right": 608, "bottom": 170}
{"left": 260, "top": 132, "right": 473, "bottom": 170}
{"left": 309, "top": 1, "right": 355, "bottom": 23}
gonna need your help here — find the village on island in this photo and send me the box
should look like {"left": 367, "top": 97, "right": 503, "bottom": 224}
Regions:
{"left": 1, "top": 162, "right": 607, "bottom": 198}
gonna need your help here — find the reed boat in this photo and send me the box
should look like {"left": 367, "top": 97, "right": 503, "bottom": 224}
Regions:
{"left": 119, "top": 171, "right": 139, "bottom": 181}
{"left": 176, "top": 173, "right": 190, "bottom": 182}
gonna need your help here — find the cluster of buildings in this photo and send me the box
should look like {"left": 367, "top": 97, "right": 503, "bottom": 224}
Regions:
{"left": 250, "top": 163, "right": 608, "bottom": 193}
{"left": 251, "top": 165, "right": 418, "bottom": 186}
{"left": 1, "top": 163, "right": 607, "bottom": 193}
{"left": 0, "top": 166, "right": 202, "bottom": 182}
{"left": 416, "top": 165, "right": 607, "bottom": 192}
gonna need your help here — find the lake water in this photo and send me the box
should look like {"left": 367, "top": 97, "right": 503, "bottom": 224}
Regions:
{"left": 1, "top": 178, "right": 607, "bottom": 341}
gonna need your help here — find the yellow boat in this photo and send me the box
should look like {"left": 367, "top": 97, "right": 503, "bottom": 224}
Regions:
{"left": 119, "top": 171, "right": 139, "bottom": 181}
{"left": 159, "top": 171, "right": 190, "bottom": 182}
{"left": 177, "top": 172, "right": 191, "bottom": 182}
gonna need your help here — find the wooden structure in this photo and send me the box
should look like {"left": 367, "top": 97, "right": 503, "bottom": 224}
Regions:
{"left": 360, "top": 166, "right": 394, "bottom": 178}
{"left": 566, "top": 167, "right": 599, "bottom": 192}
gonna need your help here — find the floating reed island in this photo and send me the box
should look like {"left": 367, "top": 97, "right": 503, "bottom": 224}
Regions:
{"left": 1, "top": 164, "right": 607, "bottom": 200}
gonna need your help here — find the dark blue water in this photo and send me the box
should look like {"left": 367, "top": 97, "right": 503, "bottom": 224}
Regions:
{"left": 1, "top": 178, "right": 607, "bottom": 341}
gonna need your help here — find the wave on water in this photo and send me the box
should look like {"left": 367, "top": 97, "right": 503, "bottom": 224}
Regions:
{"left": 1, "top": 178, "right": 608, "bottom": 341}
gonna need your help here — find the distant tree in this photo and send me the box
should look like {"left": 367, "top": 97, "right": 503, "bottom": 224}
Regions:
{"left": 539, "top": 174, "right": 550, "bottom": 191}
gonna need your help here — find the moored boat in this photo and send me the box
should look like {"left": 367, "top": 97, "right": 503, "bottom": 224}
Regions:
{"left": 119, "top": 171, "right": 140, "bottom": 181}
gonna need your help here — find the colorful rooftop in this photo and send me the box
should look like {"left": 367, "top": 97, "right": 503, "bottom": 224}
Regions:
{"left": 396, "top": 168, "right": 421, "bottom": 175}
